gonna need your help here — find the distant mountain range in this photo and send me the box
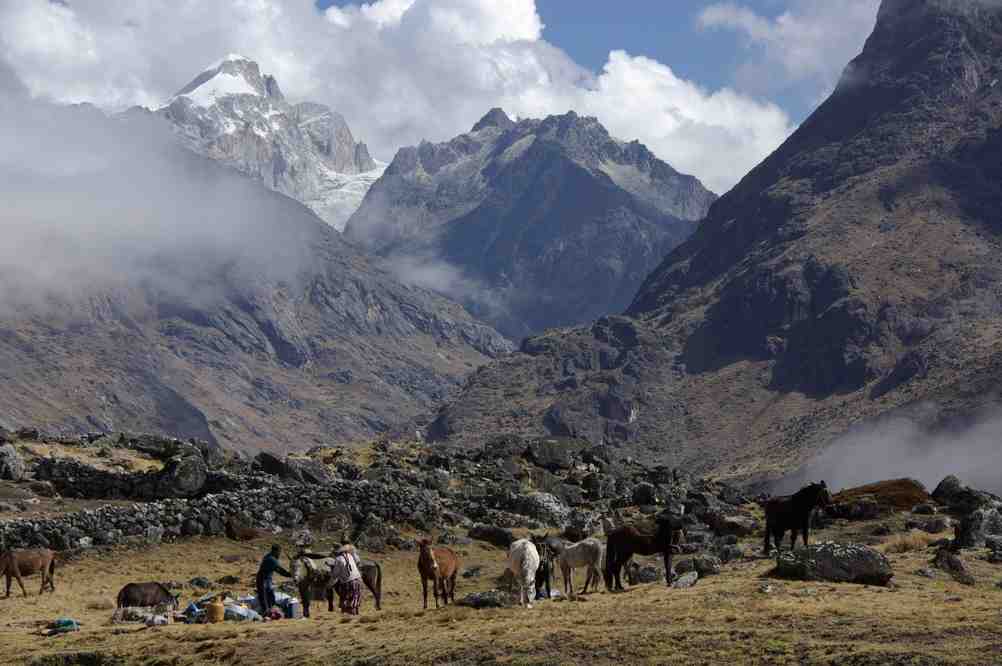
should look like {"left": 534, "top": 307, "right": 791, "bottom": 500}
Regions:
{"left": 158, "top": 55, "right": 382, "bottom": 231}
{"left": 427, "top": 0, "right": 1002, "bottom": 482}
{"left": 346, "top": 108, "right": 716, "bottom": 338}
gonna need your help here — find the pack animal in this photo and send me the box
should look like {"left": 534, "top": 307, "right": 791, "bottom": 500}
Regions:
{"left": 417, "top": 539, "right": 459, "bottom": 609}
{"left": 291, "top": 554, "right": 383, "bottom": 617}
{"left": 1, "top": 548, "right": 56, "bottom": 597}
{"left": 762, "top": 481, "right": 832, "bottom": 555}
{"left": 557, "top": 538, "right": 603, "bottom": 598}
{"left": 604, "top": 514, "right": 684, "bottom": 592}
{"left": 116, "top": 582, "right": 179, "bottom": 609}
{"left": 507, "top": 538, "right": 541, "bottom": 609}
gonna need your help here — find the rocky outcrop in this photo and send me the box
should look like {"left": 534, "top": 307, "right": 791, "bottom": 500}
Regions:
{"left": 346, "top": 109, "right": 715, "bottom": 338}
{"left": 425, "top": 0, "right": 1002, "bottom": 481}
{"left": 157, "top": 55, "right": 381, "bottom": 230}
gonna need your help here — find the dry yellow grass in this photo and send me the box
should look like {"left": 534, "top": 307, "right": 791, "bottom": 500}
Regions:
{"left": 881, "top": 530, "right": 942, "bottom": 554}
{"left": 2, "top": 524, "right": 1001, "bottom": 666}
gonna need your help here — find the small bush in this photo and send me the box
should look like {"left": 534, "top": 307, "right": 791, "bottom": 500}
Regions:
{"left": 882, "top": 530, "right": 936, "bottom": 553}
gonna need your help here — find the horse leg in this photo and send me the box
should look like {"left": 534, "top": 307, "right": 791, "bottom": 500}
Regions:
{"left": 450, "top": 572, "right": 457, "bottom": 604}
{"left": 14, "top": 570, "right": 27, "bottom": 597}
{"left": 433, "top": 576, "right": 441, "bottom": 609}
{"left": 663, "top": 547, "right": 673, "bottom": 587}
{"left": 803, "top": 519, "right": 810, "bottom": 547}
{"left": 327, "top": 586, "right": 335, "bottom": 613}
{"left": 421, "top": 575, "right": 428, "bottom": 610}
{"left": 763, "top": 521, "right": 772, "bottom": 556}
{"left": 789, "top": 528, "right": 798, "bottom": 551}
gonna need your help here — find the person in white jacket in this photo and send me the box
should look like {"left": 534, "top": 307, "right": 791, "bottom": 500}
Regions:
{"left": 330, "top": 544, "right": 363, "bottom": 615}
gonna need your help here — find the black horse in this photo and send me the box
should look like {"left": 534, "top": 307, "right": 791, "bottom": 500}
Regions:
{"left": 604, "top": 514, "right": 685, "bottom": 591}
{"left": 762, "top": 481, "right": 832, "bottom": 555}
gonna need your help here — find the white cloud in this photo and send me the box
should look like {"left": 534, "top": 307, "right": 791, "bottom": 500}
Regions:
{"left": 700, "top": 0, "right": 880, "bottom": 101}
{"left": 0, "top": 0, "right": 798, "bottom": 194}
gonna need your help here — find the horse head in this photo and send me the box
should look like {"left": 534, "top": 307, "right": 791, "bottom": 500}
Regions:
{"left": 810, "top": 481, "right": 832, "bottom": 508}
{"left": 418, "top": 538, "right": 439, "bottom": 571}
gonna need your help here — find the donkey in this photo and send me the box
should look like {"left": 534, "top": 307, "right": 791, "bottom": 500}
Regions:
{"left": 557, "top": 538, "right": 603, "bottom": 599}
{"left": 417, "top": 539, "right": 459, "bottom": 610}
{"left": 291, "top": 553, "right": 383, "bottom": 617}
{"left": 1, "top": 549, "right": 56, "bottom": 597}
{"left": 604, "top": 513, "right": 684, "bottom": 592}
{"left": 762, "top": 481, "right": 832, "bottom": 555}
{"left": 507, "top": 538, "right": 541, "bottom": 609}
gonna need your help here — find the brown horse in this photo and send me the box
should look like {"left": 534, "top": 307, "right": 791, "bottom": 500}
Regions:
{"left": 225, "top": 520, "right": 271, "bottom": 542}
{"left": 417, "top": 539, "right": 459, "bottom": 609}
{"left": 1, "top": 549, "right": 56, "bottom": 597}
{"left": 762, "top": 481, "right": 832, "bottom": 555}
{"left": 604, "top": 514, "right": 683, "bottom": 591}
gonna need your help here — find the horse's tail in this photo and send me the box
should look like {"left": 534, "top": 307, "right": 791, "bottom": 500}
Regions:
{"left": 116, "top": 585, "right": 126, "bottom": 608}
{"left": 603, "top": 541, "right": 614, "bottom": 591}
{"left": 374, "top": 561, "right": 383, "bottom": 610}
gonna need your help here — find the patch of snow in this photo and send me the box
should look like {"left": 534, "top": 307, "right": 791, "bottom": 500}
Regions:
{"left": 180, "top": 72, "right": 260, "bottom": 108}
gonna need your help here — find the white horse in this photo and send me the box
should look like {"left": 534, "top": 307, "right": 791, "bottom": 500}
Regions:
{"left": 507, "top": 538, "right": 541, "bottom": 609}
{"left": 557, "top": 538, "right": 603, "bottom": 599}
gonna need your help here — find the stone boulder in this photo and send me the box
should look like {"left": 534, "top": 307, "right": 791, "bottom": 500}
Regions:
{"left": 352, "top": 513, "right": 398, "bottom": 552}
{"left": 676, "top": 554, "right": 721, "bottom": 577}
{"left": 932, "top": 547, "right": 975, "bottom": 586}
{"left": 0, "top": 444, "right": 25, "bottom": 481}
{"left": 625, "top": 562, "right": 664, "bottom": 585}
{"left": 525, "top": 438, "right": 587, "bottom": 471}
{"left": 513, "top": 492, "right": 570, "bottom": 528}
{"left": 956, "top": 504, "right": 1002, "bottom": 548}
{"left": 562, "top": 509, "right": 600, "bottom": 542}
{"left": 932, "top": 476, "right": 992, "bottom": 514}
{"left": 284, "top": 458, "right": 334, "bottom": 485}
{"left": 457, "top": 589, "right": 508, "bottom": 609}
{"left": 468, "top": 524, "right": 514, "bottom": 549}
{"left": 157, "top": 455, "right": 207, "bottom": 497}
{"left": 632, "top": 482, "right": 658, "bottom": 506}
{"left": 672, "top": 572, "right": 699, "bottom": 589}
{"left": 775, "top": 542, "right": 893, "bottom": 586}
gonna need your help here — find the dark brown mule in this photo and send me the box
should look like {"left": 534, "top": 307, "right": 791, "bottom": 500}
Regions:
{"left": 417, "top": 539, "right": 459, "bottom": 609}
{"left": 604, "top": 514, "right": 683, "bottom": 591}
{"left": 762, "top": 481, "right": 832, "bottom": 555}
{"left": 225, "top": 520, "right": 271, "bottom": 542}
{"left": 116, "top": 582, "right": 179, "bottom": 608}
{"left": 1, "top": 548, "right": 56, "bottom": 597}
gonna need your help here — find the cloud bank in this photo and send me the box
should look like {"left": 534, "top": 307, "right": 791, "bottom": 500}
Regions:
{"left": 0, "top": 0, "right": 798, "bottom": 194}
{"left": 700, "top": 0, "right": 880, "bottom": 105}
{"left": 0, "top": 72, "right": 319, "bottom": 318}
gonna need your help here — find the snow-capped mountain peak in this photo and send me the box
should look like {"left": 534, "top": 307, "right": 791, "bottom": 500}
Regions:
{"left": 158, "top": 56, "right": 380, "bottom": 230}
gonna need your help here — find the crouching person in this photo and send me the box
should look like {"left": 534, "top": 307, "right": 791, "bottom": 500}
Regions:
{"left": 331, "top": 544, "right": 363, "bottom": 615}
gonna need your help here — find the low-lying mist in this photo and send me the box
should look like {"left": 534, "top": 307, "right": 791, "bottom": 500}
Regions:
{"left": 0, "top": 65, "right": 322, "bottom": 319}
{"left": 775, "top": 403, "right": 1002, "bottom": 495}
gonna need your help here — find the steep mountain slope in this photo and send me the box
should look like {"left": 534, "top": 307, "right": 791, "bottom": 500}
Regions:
{"left": 0, "top": 104, "right": 509, "bottom": 453}
{"left": 345, "top": 109, "right": 715, "bottom": 338}
{"left": 158, "top": 55, "right": 382, "bottom": 230}
{"left": 428, "top": 0, "right": 1002, "bottom": 481}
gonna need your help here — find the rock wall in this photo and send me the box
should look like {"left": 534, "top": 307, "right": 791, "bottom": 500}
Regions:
{"left": 0, "top": 480, "right": 441, "bottom": 551}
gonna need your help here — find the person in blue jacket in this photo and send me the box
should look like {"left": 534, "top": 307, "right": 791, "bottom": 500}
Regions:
{"left": 255, "top": 544, "right": 292, "bottom": 614}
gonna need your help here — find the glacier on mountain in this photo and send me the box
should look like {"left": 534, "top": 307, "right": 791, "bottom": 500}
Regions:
{"left": 158, "top": 56, "right": 379, "bottom": 230}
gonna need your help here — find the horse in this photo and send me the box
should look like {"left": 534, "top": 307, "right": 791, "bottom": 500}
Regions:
{"left": 507, "top": 538, "right": 541, "bottom": 609}
{"left": 604, "top": 513, "right": 684, "bottom": 592}
{"left": 1, "top": 549, "right": 56, "bottom": 597}
{"left": 291, "top": 553, "right": 383, "bottom": 617}
{"left": 762, "top": 481, "right": 832, "bottom": 556}
{"left": 557, "top": 538, "right": 603, "bottom": 599}
{"left": 116, "top": 582, "right": 179, "bottom": 609}
{"left": 417, "top": 539, "right": 459, "bottom": 610}
{"left": 225, "top": 520, "right": 271, "bottom": 542}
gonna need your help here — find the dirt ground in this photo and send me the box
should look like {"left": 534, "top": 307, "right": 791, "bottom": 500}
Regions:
{"left": 3, "top": 518, "right": 1002, "bottom": 666}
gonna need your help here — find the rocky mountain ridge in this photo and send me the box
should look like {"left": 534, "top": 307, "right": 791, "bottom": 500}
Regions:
{"left": 346, "top": 108, "right": 716, "bottom": 338}
{"left": 426, "top": 0, "right": 1002, "bottom": 483}
{"left": 158, "top": 55, "right": 381, "bottom": 230}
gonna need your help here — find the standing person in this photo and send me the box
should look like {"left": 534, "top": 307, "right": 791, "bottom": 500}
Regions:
{"left": 256, "top": 544, "right": 292, "bottom": 615}
{"left": 330, "top": 544, "right": 363, "bottom": 615}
